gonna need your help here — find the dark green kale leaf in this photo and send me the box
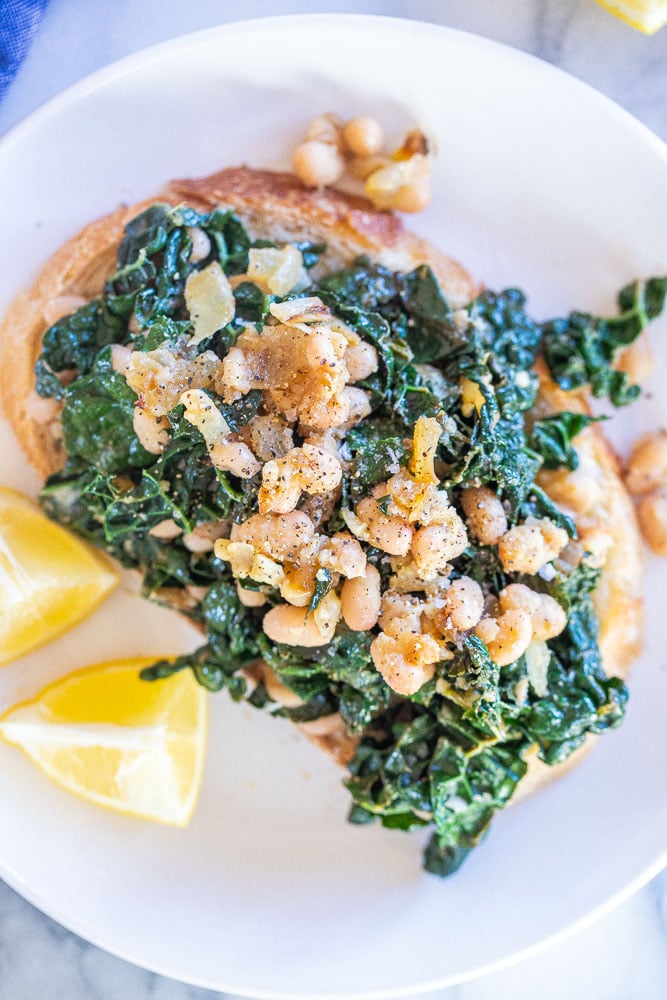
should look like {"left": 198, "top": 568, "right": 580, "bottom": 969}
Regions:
{"left": 256, "top": 636, "right": 332, "bottom": 706}
{"left": 454, "top": 542, "right": 506, "bottom": 595}
{"left": 140, "top": 316, "right": 191, "bottom": 351}
{"left": 546, "top": 560, "right": 602, "bottom": 611}
{"left": 60, "top": 347, "right": 154, "bottom": 474}
{"left": 202, "top": 580, "right": 263, "bottom": 661}
{"left": 522, "top": 598, "right": 628, "bottom": 764}
{"left": 316, "top": 256, "right": 400, "bottom": 311}
{"left": 424, "top": 740, "right": 528, "bottom": 876}
{"left": 307, "top": 568, "right": 333, "bottom": 615}
{"left": 256, "top": 629, "right": 390, "bottom": 735}
{"left": 469, "top": 288, "right": 543, "bottom": 372}
{"left": 519, "top": 484, "right": 577, "bottom": 537}
{"left": 34, "top": 359, "right": 65, "bottom": 400}
{"left": 530, "top": 412, "right": 602, "bottom": 471}
{"left": 292, "top": 241, "right": 326, "bottom": 269}
{"left": 542, "top": 277, "right": 667, "bottom": 406}
{"left": 317, "top": 258, "right": 465, "bottom": 366}
{"left": 36, "top": 204, "right": 255, "bottom": 401}
{"left": 346, "top": 705, "right": 529, "bottom": 865}
{"left": 139, "top": 643, "right": 247, "bottom": 696}
{"left": 393, "top": 368, "right": 455, "bottom": 426}
{"left": 117, "top": 204, "right": 179, "bottom": 268}
{"left": 217, "top": 389, "right": 263, "bottom": 430}
{"left": 346, "top": 423, "right": 408, "bottom": 497}
{"left": 402, "top": 288, "right": 545, "bottom": 515}
{"left": 444, "top": 634, "right": 499, "bottom": 702}
{"left": 320, "top": 630, "right": 391, "bottom": 733}
{"left": 399, "top": 265, "right": 465, "bottom": 363}
{"left": 41, "top": 403, "right": 257, "bottom": 595}
{"left": 140, "top": 579, "right": 262, "bottom": 694}
{"left": 346, "top": 711, "right": 438, "bottom": 823}
{"left": 203, "top": 208, "right": 251, "bottom": 274}
{"left": 614, "top": 276, "right": 667, "bottom": 337}
{"left": 442, "top": 373, "right": 542, "bottom": 515}
{"left": 113, "top": 208, "right": 195, "bottom": 328}
{"left": 423, "top": 837, "right": 474, "bottom": 877}
{"left": 42, "top": 466, "right": 209, "bottom": 593}
{"left": 232, "top": 281, "right": 267, "bottom": 324}
{"left": 38, "top": 301, "right": 120, "bottom": 388}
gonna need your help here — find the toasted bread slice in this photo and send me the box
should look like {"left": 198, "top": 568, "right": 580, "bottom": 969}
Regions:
{"left": 0, "top": 167, "right": 642, "bottom": 789}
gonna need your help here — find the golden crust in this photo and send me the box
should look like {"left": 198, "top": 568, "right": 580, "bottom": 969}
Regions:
{"left": 0, "top": 167, "right": 643, "bottom": 786}
{"left": 534, "top": 361, "right": 643, "bottom": 680}
{"left": 166, "top": 167, "right": 478, "bottom": 309}
{"left": 0, "top": 195, "right": 182, "bottom": 477}
{"left": 513, "top": 362, "right": 643, "bottom": 802}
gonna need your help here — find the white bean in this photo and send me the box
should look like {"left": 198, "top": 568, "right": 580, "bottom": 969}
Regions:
{"left": 187, "top": 226, "right": 211, "bottom": 263}
{"left": 355, "top": 497, "right": 413, "bottom": 556}
{"left": 236, "top": 583, "right": 267, "bottom": 608}
{"left": 625, "top": 431, "right": 667, "bottom": 495}
{"left": 293, "top": 140, "right": 344, "bottom": 188}
{"left": 498, "top": 519, "right": 568, "bottom": 575}
{"left": 148, "top": 518, "right": 182, "bottom": 540}
{"left": 210, "top": 440, "right": 261, "bottom": 479}
{"left": 263, "top": 667, "right": 303, "bottom": 707}
{"left": 342, "top": 117, "right": 384, "bottom": 157}
{"left": 638, "top": 489, "right": 667, "bottom": 556}
{"left": 616, "top": 333, "right": 653, "bottom": 386}
{"left": 344, "top": 341, "right": 378, "bottom": 382}
{"left": 439, "top": 577, "right": 484, "bottom": 631}
{"left": 262, "top": 604, "right": 330, "bottom": 646}
{"left": 461, "top": 485, "right": 507, "bottom": 545}
{"left": 370, "top": 631, "right": 440, "bottom": 695}
{"left": 341, "top": 565, "right": 382, "bottom": 631}
{"left": 479, "top": 609, "right": 532, "bottom": 667}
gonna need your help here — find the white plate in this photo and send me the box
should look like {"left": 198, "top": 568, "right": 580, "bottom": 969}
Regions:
{"left": 0, "top": 14, "right": 666, "bottom": 998}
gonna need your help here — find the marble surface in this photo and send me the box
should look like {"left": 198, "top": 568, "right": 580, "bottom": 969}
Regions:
{"left": 0, "top": 2, "right": 665, "bottom": 998}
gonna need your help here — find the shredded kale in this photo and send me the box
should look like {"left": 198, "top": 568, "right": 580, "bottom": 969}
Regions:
{"left": 141, "top": 580, "right": 262, "bottom": 694}
{"left": 293, "top": 241, "right": 327, "bottom": 269}
{"left": 307, "top": 568, "right": 333, "bottom": 616}
{"left": 217, "top": 389, "right": 263, "bottom": 430}
{"left": 32, "top": 207, "right": 667, "bottom": 879}
{"left": 542, "top": 277, "right": 667, "bottom": 406}
{"left": 529, "top": 412, "right": 603, "bottom": 471}
{"left": 546, "top": 559, "right": 602, "bottom": 611}
{"left": 59, "top": 347, "right": 154, "bottom": 474}
{"left": 346, "top": 425, "right": 408, "bottom": 497}
{"left": 256, "top": 630, "right": 392, "bottom": 735}
{"left": 232, "top": 281, "right": 267, "bottom": 324}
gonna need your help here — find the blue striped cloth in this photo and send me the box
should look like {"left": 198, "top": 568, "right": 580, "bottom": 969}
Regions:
{"left": 0, "top": 0, "right": 50, "bottom": 102}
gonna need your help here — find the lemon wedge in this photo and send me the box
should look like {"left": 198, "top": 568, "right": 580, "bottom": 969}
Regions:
{"left": 0, "top": 487, "right": 118, "bottom": 665}
{"left": 595, "top": 0, "right": 667, "bottom": 32}
{"left": 0, "top": 659, "right": 208, "bottom": 825}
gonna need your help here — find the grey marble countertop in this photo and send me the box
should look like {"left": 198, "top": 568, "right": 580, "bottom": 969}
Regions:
{"left": 1, "top": 2, "right": 666, "bottom": 999}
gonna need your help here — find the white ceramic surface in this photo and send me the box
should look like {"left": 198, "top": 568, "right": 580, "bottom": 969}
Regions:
{"left": 0, "top": 14, "right": 665, "bottom": 999}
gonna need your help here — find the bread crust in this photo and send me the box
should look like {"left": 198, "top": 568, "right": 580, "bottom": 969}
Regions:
{"left": 167, "top": 167, "right": 478, "bottom": 309}
{"left": 0, "top": 167, "right": 642, "bottom": 792}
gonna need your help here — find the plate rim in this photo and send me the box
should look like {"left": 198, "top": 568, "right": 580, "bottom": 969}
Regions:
{"left": 2, "top": 847, "right": 666, "bottom": 999}
{"left": 0, "top": 12, "right": 666, "bottom": 997}
{"left": 2, "top": 12, "right": 665, "bottom": 165}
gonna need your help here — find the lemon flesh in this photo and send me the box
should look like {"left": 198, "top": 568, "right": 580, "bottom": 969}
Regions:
{"left": 595, "top": 0, "right": 667, "bottom": 32}
{"left": 0, "top": 659, "right": 208, "bottom": 825}
{"left": 0, "top": 487, "right": 119, "bottom": 665}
